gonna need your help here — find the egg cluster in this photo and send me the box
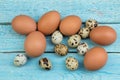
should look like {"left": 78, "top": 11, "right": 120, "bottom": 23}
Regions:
{"left": 12, "top": 11, "right": 116, "bottom": 71}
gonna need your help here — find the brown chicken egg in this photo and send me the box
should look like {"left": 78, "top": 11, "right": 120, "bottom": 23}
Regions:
{"left": 84, "top": 47, "right": 108, "bottom": 71}
{"left": 60, "top": 15, "right": 82, "bottom": 36}
{"left": 90, "top": 26, "right": 117, "bottom": 46}
{"left": 24, "top": 31, "right": 46, "bottom": 57}
{"left": 12, "top": 15, "right": 36, "bottom": 35}
{"left": 38, "top": 11, "right": 60, "bottom": 35}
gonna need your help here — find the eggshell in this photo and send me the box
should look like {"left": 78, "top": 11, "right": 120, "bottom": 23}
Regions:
{"left": 24, "top": 31, "right": 46, "bottom": 57}
{"left": 12, "top": 15, "right": 36, "bottom": 35}
{"left": 90, "top": 26, "right": 117, "bottom": 45}
{"left": 38, "top": 11, "right": 60, "bottom": 35}
{"left": 84, "top": 47, "right": 108, "bottom": 71}
{"left": 60, "top": 15, "right": 82, "bottom": 36}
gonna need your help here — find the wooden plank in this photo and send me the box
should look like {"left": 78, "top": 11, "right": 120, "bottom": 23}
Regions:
{"left": 0, "top": 53, "right": 120, "bottom": 80}
{"left": 0, "top": 0, "right": 120, "bottom": 23}
{"left": 0, "top": 24, "right": 119, "bottom": 52}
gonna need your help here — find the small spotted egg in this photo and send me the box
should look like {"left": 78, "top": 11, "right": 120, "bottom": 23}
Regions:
{"left": 86, "top": 19, "right": 98, "bottom": 31}
{"left": 66, "top": 56, "right": 79, "bottom": 70}
{"left": 78, "top": 27, "right": 90, "bottom": 38}
{"left": 39, "top": 58, "right": 52, "bottom": 70}
{"left": 77, "top": 42, "right": 89, "bottom": 56}
{"left": 68, "top": 34, "right": 81, "bottom": 48}
{"left": 51, "top": 30, "right": 63, "bottom": 44}
{"left": 54, "top": 44, "right": 68, "bottom": 56}
{"left": 14, "top": 54, "right": 27, "bottom": 67}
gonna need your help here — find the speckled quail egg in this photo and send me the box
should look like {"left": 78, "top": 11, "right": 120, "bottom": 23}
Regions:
{"left": 77, "top": 42, "right": 89, "bottom": 56}
{"left": 78, "top": 27, "right": 90, "bottom": 38}
{"left": 39, "top": 58, "right": 52, "bottom": 70}
{"left": 51, "top": 30, "right": 63, "bottom": 44}
{"left": 66, "top": 56, "right": 79, "bottom": 70}
{"left": 68, "top": 34, "right": 81, "bottom": 48}
{"left": 14, "top": 54, "right": 27, "bottom": 67}
{"left": 54, "top": 44, "right": 68, "bottom": 56}
{"left": 86, "top": 19, "right": 98, "bottom": 31}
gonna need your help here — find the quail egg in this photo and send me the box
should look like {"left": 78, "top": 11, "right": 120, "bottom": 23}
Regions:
{"left": 78, "top": 27, "right": 90, "bottom": 38}
{"left": 86, "top": 19, "right": 98, "bottom": 31}
{"left": 54, "top": 44, "right": 68, "bottom": 56}
{"left": 66, "top": 56, "right": 79, "bottom": 70}
{"left": 77, "top": 42, "right": 89, "bottom": 56}
{"left": 14, "top": 54, "right": 27, "bottom": 67}
{"left": 51, "top": 30, "right": 63, "bottom": 44}
{"left": 39, "top": 58, "right": 52, "bottom": 70}
{"left": 68, "top": 34, "right": 81, "bottom": 48}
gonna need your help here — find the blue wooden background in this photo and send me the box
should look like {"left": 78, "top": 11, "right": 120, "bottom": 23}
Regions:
{"left": 0, "top": 0, "right": 120, "bottom": 80}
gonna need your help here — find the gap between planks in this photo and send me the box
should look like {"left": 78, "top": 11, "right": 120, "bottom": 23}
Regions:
{"left": 1, "top": 51, "right": 120, "bottom": 54}
{"left": 1, "top": 22, "right": 120, "bottom": 25}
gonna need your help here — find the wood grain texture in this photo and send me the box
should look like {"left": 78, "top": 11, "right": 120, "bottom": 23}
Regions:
{"left": 0, "top": 0, "right": 120, "bottom": 23}
{"left": 0, "top": 0, "right": 120, "bottom": 80}
{"left": 0, "top": 24, "right": 119, "bottom": 52}
{"left": 0, "top": 53, "right": 120, "bottom": 80}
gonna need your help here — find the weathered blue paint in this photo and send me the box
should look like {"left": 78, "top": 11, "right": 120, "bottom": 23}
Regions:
{"left": 0, "top": 0, "right": 120, "bottom": 23}
{"left": 0, "top": 53, "right": 120, "bottom": 80}
{"left": 0, "top": 0, "right": 120, "bottom": 80}
{"left": 0, "top": 24, "right": 119, "bottom": 52}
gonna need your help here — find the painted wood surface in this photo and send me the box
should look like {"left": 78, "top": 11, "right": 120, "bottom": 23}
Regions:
{"left": 0, "top": 0, "right": 120, "bottom": 80}
{"left": 0, "top": 0, "right": 120, "bottom": 23}
{"left": 0, "top": 24, "right": 120, "bottom": 53}
{"left": 0, "top": 53, "right": 120, "bottom": 80}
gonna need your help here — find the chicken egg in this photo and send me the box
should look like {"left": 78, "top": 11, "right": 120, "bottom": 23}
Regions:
{"left": 90, "top": 26, "right": 117, "bottom": 45}
{"left": 38, "top": 11, "right": 60, "bottom": 35}
{"left": 24, "top": 31, "right": 46, "bottom": 57}
{"left": 12, "top": 15, "right": 36, "bottom": 35}
{"left": 84, "top": 46, "right": 108, "bottom": 71}
{"left": 60, "top": 15, "right": 82, "bottom": 36}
